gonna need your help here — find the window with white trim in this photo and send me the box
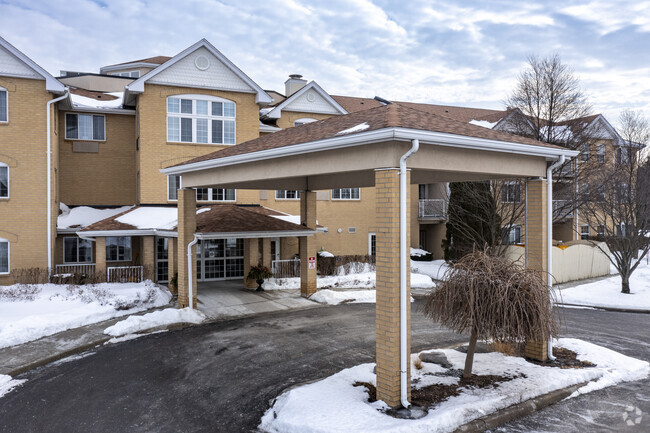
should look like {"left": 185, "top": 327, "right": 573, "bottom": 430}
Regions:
{"left": 332, "top": 188, "right": 360, "bottom": 200}
{"left": 276, "top": 190, "right": 300, "bottom": 200}
{"left": 168, "top": 175, "right": 181, "bottom": 201}
{"left": 369, "top": 233, "right": 376, "bottom": 256}
{"left": 0, "top": 87, "right": 7, "bottom": 122}
{"left": 65, "top": 113, "right": 105, "bottom": 140}
{"left": 0, "top": 238, "right": 8, "bottom": 274}
{"left": 167, "top": 95, "right": 235, "bottom": 144}
{"left": 0, "top": 163, "right": 8, "bottom": 198}
{"left": 196, "top": 188, "right": 236, "bottom": 201}
{"left": 580, "top": 225, "right": 590, "bottom": 240}
{"left": 502, "top": 225, "right": 521, "bottom": 245}
{"left": 112, "top": 70, "right": 140, "bottom": 78}
{"left": 294, "top": 118, "right": 317, "bottom": 127}
{"left": 63, "top": 237, "right": 93, "bottom": 263}
{"left": 580, "top": 143, "right": 589, "bottom": 162}
{"left": 106, "top": 237, "right": 132, "bottom": 261}
{"left": 580, "top": 183, "right": 590, "bottom": 202}
{"left": 597, "top": 143, "right": 605, "bottom": 163}
{"left": 501, "top": 181, "right": 521, "bottom": 203}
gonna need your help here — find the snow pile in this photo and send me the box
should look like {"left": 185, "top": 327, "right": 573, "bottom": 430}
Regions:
{"left": 259, "top": 338, "right": 649, "bottom": 433}
{"left": 263, "top": 272, "right": 434, "bottom": 291}
{"left": 115, "top": 207, "right": 178, "bottom": 230}
{"left": 57, "top": 204, "right": 133, "bottom": 229}
{"left": 70, "top": 92, "right": 124, "bottom": 109}
{"left": 0, "top": 281, "right": 172, "bottom": 349}
{"left": 318, "top": 250, "right": 335, "bottom": 258}
{"left": 469, "top": 119, "right": 499, "bottom": 129}
{"left": 0, "top": 374, "right": 26, "bottom": 399}
{"left": 104, "top": 307, "right": 205, "bottom": 337}
{"left": 336, "top": 122, "right": 370, "bottom": 135}
{"left": 411, "top": 260, "right": 450, "bottom": 281}
{"left": 410, "top": 247, "right": 431, "bottom": 257}
{"left": 310, "top": 290, "right": 377, "bottom": 305}
{"left": 555, "top": 259, "right": 650, "bottom": 310}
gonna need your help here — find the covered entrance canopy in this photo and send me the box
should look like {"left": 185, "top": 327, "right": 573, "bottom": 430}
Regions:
{"left": 162, "top": 103, "right": 578, "bottom": 408}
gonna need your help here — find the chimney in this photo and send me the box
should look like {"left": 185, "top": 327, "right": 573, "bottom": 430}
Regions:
{"left": 285, "top": 74, "right": 307, "bottom": 97}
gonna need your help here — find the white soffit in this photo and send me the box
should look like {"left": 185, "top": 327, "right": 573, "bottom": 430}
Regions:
{"left": 0, "top": 36, "right": 66, "bottom": 93}
{"left": 266, "top": 82, "right": 348, "bottom": 119}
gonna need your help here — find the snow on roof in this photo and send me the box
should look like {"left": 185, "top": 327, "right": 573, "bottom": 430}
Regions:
{"left": 271, "top": 215, "right": 301, "bottom": 225}
{"left": 469, "top": 119, "right": 498, "bottom": 129}
{"left": 58, "top": 204, "right": 133, "bottom": 229}
{"left": 70, "top": 92, "right": 125, "bottom": 110}
{"left": 336, "top": 122, "right": 370, "bottom": 135}
{"left": 115, "top": 207, "right": 178, "bottom": 230}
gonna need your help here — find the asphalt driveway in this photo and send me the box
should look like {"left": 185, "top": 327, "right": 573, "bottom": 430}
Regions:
{"left": 0, "top": 302, "right": 648, "bottom": 433}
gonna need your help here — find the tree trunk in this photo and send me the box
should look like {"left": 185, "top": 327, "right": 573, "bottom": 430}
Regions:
{"left": 621, "top": 275, "right": 630, "bottom": 294}
{"left": 464, "top": 328, "right": 478, "bottom": 378}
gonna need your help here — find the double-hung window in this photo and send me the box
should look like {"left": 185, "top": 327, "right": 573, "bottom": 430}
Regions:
{"left": 196, "top": 188, "right": 236, "bottom": 202}
{"left": 63, "top": 237, "right": 93, "bottom": 263}
{"left": 332, "top": 188, "right": 360, "bottom": 200}
{"left": 106, "top": 237, "right": 132, "bottom": 261}
{"left": 65, "top": 113, "right": 105, "bottom": 140}
{"left": 597, "top": 144, "right": 605, "bottom": 163}
{"left": 0, "top": 87, "right": 7, "bottom": 122}
{"left": 167, "top": 95, "right": 236, "bottom": 145}
{"left": 502, "top": 182, "right": 521, "bottom": 203}
{"left": 0, "top": 163, "right": 8, "bottom": 198}
{"left": 168, "top": 175, "right": 181, "bottom": 201}
{"left": 580, "top": 143, "right": 590, "bottom": 162}
{"left": 0, "top": 238, "right": 8, "bottom": 274}
{"left": 276, "top": 190, "right": 300, "bottom": 200}
{"left": 502, "top": 225, "right": 522, "bottom": 245}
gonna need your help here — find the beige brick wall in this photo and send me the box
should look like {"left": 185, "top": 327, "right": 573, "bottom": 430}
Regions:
{"left": 0, "top": 77, "right": 56, "bottom": 283}
{"left": 137, "top": 84, "right": 262, "bottom": 205}
{"left": 58, "top": 112, "right": 137, "bottom": 205}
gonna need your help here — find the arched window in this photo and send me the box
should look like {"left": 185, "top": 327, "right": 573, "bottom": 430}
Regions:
{"left": 167, "top": 94, "right": 236, "bottom": 145}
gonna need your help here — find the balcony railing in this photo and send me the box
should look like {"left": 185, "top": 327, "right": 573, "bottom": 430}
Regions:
{"left": 553, "top": 200, "right": 574, "bottom": 219}
{"left": 107, "top": 266, "right": 144, "bottom": 283}
{"left": 54, "top": 263, "right": 96, "bottom": 276}
{"left": 271, "top": 259, "right": 300, "bottom": 278}
{"left": 418, "top": 199, "right": 447, "bottom": 219}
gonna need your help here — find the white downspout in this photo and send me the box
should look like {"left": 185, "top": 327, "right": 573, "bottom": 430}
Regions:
{"left": 46, "top": 91, "right": 69, "bottom": 273}
{"left": 546, "top": 154, "right": 565, "bottom": 361}
{"left": 399, "top": 138, "right": 419, "bottom": 409}
{"left": 187, "top": 234, "right": 199, "bottom": 310}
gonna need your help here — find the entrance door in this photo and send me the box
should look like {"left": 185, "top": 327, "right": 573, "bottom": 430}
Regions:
{"left": 270, "top": 238, "right": 281, "bottom": 262}
{"left": 196, "top": 238, "right": 244, "bottom": 281}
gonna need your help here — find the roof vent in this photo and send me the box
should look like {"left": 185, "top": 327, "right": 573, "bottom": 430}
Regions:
{"left": 285, "top": 74, "right": 307, "bottom": 97}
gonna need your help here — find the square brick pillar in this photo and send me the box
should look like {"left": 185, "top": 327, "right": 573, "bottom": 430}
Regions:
{"left": 300, "top": 190, "right": 317, "bottom": 297}
{"left": 95, "top": 237, "right": 107, "bottom": 282}
{"left": 244, "top": 238, "right": 260, "bottom": 289}
{"left": 168, "top": 238, "right": 178, "bottom": 294}
{"left": 375, "top": 168, "right": 411, "bottom": 407}
{"left": 525, "top": 178, "right": 549, "bottom": 361}
{"left": 261, "top": 238, "right": 272, "bottom": 268}
{"left": 142, "top": 236, "right": 155, "bottom": 281}
{"left": 177, "top": 188, "right": 197, "bottom": 309}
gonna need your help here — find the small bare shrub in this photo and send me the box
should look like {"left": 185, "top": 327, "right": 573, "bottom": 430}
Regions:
{"left": 413, "top": 357, "right": 423, "bottom": 370}
{"left": 13, "top": 268, "right": 51, "bottom": 285}
{"left": 318, "top": 255, "right": 376, "bottom": 276}
{"left": 0, "top": 284, "right": 41, "bottom": 301}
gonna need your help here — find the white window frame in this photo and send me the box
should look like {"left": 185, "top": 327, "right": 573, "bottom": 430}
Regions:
{"left": 275, "top": 190, "right": 301, "bottom": 200}
{"left": 63, "top": 237, "right": 93, "bottom": 263}
{"left": 332, "top": 188, "right": 361, "bottom": 200}
{"left": 0, "top": 163, "right": 8, "bottom": 199}
{"left": 106, "top": 236, "right": 132, "bottom": 262}
{"left": 195, "top": 188, "right": 236, "bottom": 202}
{"left": 0, "top": 237, "right": 9, "bottom": 274}
{"left": 0, "top": 86, "right": 7, "bottom": 123}
{"left": 168, "top": 175, "right": 181, "bottom": 201}
{"left": 294, "top": 117, "right": 318, "bottom": 127}
{"left": 166, "top": 94, "right": 236, "bottom": 145}
{"left": 597, "top": 143, "right": 605, "bottom": 163}
{"left": 369, "top": 232, "right": 376, "bottom": 256}
{"left": 502, "top": 181, "right": 521, "bottom": 203}
{"left": 580, "top": 225, "right": 590, "bottom": 240}
{"left": 580, "top": 143, "right": 590, "bottom": 162}
{"left": 65, "top": 113, "right": 106, "bottom": 141}
{"left": 504, "top": 225, "right": 522, "bottom": 245}
{"left": 112, "top": 70, "right": 140, "bottom": 78}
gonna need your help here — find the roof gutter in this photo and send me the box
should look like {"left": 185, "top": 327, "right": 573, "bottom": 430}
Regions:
{"left": 47, "top": 90, "right": 70, "bottom": 272}
{"left": 161, "top": 127, "right": 579, "bottom": 176}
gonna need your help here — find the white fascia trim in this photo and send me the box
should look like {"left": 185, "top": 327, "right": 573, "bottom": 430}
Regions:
{"left": 587, "top": 114, "right": 625, "bottom": 146}
{"left": 80, "top": 229, "right": 178, "bottom": 238}
{"left": 161, "top": 127, "right": 579, "bottom": 176}
{"left": 0, "top": 36, "right": 66, "bottom": 94}
{"left": 68, "top": 107, "right": 135, "bottom": 115}
{"left": 196, "top": 230, "right": 315, "bottom": 240}
{"left": 265, "top": 81, "right": 348, "bottom": 119}
{"left": 99, "top": 62, "right": 161, "bottom": 74}
{"left": 125, "top": 39, "right": 272, "bottom": 104}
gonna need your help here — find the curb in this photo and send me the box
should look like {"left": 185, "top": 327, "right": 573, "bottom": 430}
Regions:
{"left": 453, "top": 381, "right": 589, "bottom": 432}
{"left": 556, "top": 303, "right": 650, "bottom": 314}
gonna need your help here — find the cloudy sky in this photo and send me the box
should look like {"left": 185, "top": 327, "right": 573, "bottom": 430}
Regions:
{"left": 1, "top": 0, "right": 649, "bottom": 123}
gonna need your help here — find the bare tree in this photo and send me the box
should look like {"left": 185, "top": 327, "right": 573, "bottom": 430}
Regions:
{"left": 424, "top": 250, "right": 558, "bottom": 377}
{"left": 580, "top": 110, "right": 650, "bottom": 293}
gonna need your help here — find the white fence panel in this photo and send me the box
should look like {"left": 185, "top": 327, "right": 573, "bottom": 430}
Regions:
{"left": 54, "top": 263, "right": 96, "bottom": 276}
{"left": 107, "top": 266, "right": 144, "bottom": 283}
{"left": 271, "top": 259, "right": 300, "bottom": 278}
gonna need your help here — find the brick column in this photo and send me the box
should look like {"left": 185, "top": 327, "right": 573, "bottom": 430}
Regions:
{"left": 299, "top": 190, "right": 317, "bottom": 297}
{"left": 142, "top": 236, "right": 155, "bottom": 281}
{"left": 177, "top": 188, "right": 197, "bottom": 309}
{"left": 244, "top": 238, "right": 260, "bottom": 288}
{"left": 525, "top": 178, "right": 549, "bottom": 361}
{"left": 95, "top": 237, "right": 107, "bottom": 282}
{"left": 168, "top": 238, "right": 177, "bottom": 294}
{"left": 261, "top": 238, "right": 272, "bottom": 268}
{"left": 375, "top": 168, "right": 411, "bottom": 407}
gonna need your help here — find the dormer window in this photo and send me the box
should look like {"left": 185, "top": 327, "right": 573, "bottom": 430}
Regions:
{"left": 167, "top": 95, "right": 235, "bottom": 145}
{"left": 0, "top": 87, "right": 7, "bottom": 122}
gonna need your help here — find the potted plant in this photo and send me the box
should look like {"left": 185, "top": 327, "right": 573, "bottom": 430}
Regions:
{"left": 247, "top": 264, "right": 273, "bottom": 291}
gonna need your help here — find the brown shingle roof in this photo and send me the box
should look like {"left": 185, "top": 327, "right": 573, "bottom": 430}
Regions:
{"left": 83, "top": 207, "right": 141, "bottom": 231}
{"left": 69, "top": 87, "right": 119, "bottom": 101}
{"left": 107, "top": 56, "right": 172, "bottom": 67}
{"left": 173, "top": 102, "right": 563, "bottom": 168}
{"left": 331, "top": 95, "right": 384, "bottom": 113}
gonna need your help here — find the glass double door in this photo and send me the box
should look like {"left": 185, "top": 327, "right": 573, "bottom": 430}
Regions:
{"left": 197, "top": 238, "right": 244, "bottom": 281}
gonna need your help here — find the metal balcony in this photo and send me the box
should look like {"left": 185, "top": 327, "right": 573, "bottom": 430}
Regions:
{"left": 418, "top": 199, "right": 447, "bottom": 220}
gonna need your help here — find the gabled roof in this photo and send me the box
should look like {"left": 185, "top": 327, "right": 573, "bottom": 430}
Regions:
{"left": 105, "top": 56, "right": 172, "bottom": 67}
{"left": 263, "top": 81, "right": 348, "bottom": 119}
{"left": 165, "top": 102, "right": 573, "bottom": 174}
{"left": 124, "top": 39, "right": 272, "bottom": 105}
{"left": 0, "top": 36, "right": 66, "bottom": 94}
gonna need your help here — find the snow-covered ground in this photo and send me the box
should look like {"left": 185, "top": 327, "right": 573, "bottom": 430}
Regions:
{"left": 0, "top": 281, "right": 172, "bottom": 349}
{"left": 264, "top": 271, "right": 434, "bottom": 292}
{"left": 411, "top": 260, "right": 449, "bottom": 281}
{"left": 0, "top": 374, "right": 25, "bottom": 399}
{"left": 259, "top": 338, "right": 649, "bottom": 433}
{"left": 104, "top": 307, "right": 205, "bottom": 337}
{"left": 556, "top": 258, "right": 650, "bottom": 311}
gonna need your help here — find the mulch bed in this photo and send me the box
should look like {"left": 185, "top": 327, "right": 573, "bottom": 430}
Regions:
{"left": 526, "top": 346, "right": 596, "bottom": 369}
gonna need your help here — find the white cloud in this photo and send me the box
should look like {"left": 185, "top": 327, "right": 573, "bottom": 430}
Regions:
{"left": 561, "top": 1, "right": 650, "bottom": 34}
